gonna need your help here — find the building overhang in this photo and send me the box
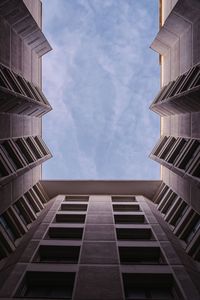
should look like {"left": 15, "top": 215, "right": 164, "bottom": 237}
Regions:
{"left": 40, "top": 180, "right": 162, "bottom": 200}
{"left": 0, "top": 0, "right": 52, "bottom": 57}
{"left": 150, "top": 0, "right": 200, "bottom": 55}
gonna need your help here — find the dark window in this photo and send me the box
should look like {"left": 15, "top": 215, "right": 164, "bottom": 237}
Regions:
{"left": 184, "top": 217, "right": 200, "bottom": 244}
{"left": 60, "top": 203, "right": 87, "bottom": 211}
{"left": 116, "top": 228, "right": 153, "bottom": 240}
{"left": 48, "top": 226, "right": 83, "bottom": 239}
{"left": 114, "top": 214, "right": 145, "bottom": 224}
{"left": 65, "top": 195, "right": 89, "bottom": 202}
{"left": 0, "top": 215, "right": 16, "bottom": 242}
{"left": 112, "top": 196, "right": 136, "bottom": 202}
{"left": 119, "top": 246, "right": 164, "bottom": 264}
{"left": 55, "top": 213, "right": 86, "bottom": 223}
{"left": 16, "top": 271, "right": 75, "bottom": 299}
{"left": 113, "top": 204, "right": 140, "bottom": 212}
{"left": 13, "top": 203, "right": 28, "bottom": 226}
{"left": 123, "top": 273, "right": 177, "bottom": 300}
{"left": 34, "top": 245, "right": 80, "bottom": 263}
{"left": 170, "top": 202, "right": 188, "bottom": 227}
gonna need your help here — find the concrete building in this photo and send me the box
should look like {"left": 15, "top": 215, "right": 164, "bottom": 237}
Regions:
{"left": 150, "top": 0, "right": 200, "bottom": 263}
{"left": 0, "top": 0, "right": 200, "bottom": 300}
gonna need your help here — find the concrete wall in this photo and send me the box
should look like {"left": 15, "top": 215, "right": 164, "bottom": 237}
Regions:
{"left": 0, "top": 0, "right": 50, "bottom": 214}
{"left": 150, "top": 0, "right": 200, "bottom": 214}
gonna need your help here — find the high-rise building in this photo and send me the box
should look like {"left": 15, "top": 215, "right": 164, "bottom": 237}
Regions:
{"left": 150, "top": 0, "right": 200, "bottom": 264}
{"left": 0, "top": 0, "right": 52, "bottom": 262}
{"left": 0, "top": 1, "right": 200, "bottom": 300}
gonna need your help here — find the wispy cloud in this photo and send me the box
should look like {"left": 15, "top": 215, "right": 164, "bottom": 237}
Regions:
{"left": 42, "top": 0, "right": 160, "bottom": 179}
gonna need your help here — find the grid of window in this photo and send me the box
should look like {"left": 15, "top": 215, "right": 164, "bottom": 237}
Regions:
{"left": 150, "top": 135, "right": 200, "bottom": 184}
{"left": 112, "top": 198, "right": 178, "bottom": 300}
{"left": 34, "top": 245, "right": 80, "bottom": 263}
{"left": 150, "top": 63, "right": 200, "bottom": 116}
{"left": 153, "top": 183, "right": 200, "bottom": 261}
{"left": 122, "top": 273, "right": 179, "bottom": 300}
{"left": 17, "top": 196, "right": 89, "bottom": 298}
{"left": 55, "top": 196, "right": 88, "bottom": 224}
{"left": 16, "top": 271, "right": 75, "bottom": 299}
{"left": 0, "top": 63, "right": 52, "bottom": 116}
{"left": 116, "top": 227, "right": 154, "bottom": 241}
{"left": 0, "top": 182, "right": 49, "bottom": 260}
{"left": 119, "top": 246, "right": 165, "bottom": 265}
{"left": 0, "top": 136, "right": 51, "bottom": 184}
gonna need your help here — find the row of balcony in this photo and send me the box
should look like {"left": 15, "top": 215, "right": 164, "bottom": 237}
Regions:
{"left": 0, "top": 135, "right": 51, "bottom": 185}
{"left": 150, "top": 135, "right": 200, "bottom": 186}
{"left": 0, "top": 63, "right": 52, "bottom": 117}
{"left": 153, "top": 183, "right": 200, "bottom": 261}
{"left": 0, "top": 182, "right": 49, "bottom": 260}
{"left": 150, "top": 64, "right": 200, "bottom": 116}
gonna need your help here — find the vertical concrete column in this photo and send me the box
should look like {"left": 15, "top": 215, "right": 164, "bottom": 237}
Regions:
{"left": 74, "top": 196, "right": 124, "bottom": 300}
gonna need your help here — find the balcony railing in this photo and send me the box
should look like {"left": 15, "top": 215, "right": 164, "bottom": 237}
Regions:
{"left": 150, "top": 135, "right": 200, "bottom": 186}
{"left": 150, "top": 64, "right": 200, "bottom": 116}
{"left": 0, "top": 64, "right": 52, "bottom": 117}
{"left": 0, "top": 135, "right": 52, "bottom": 185}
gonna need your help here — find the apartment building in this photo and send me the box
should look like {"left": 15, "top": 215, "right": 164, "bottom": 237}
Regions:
{"left": 0, "top": 0, "right": 200, "bottom": 299}
{"left": 0, "top": 0, "right": 52, "bottom": 260}
{"left": 150, "top": 0, "right": 200, "bottom": 264}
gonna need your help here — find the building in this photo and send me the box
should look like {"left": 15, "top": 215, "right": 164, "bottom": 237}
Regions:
{"left": 150, "top": 0, "right": 200, "bottom": 263}
{"left": 0, "top": 0, "right": 52, "bottom": 260}
{"left": 0, "top": 0, "right": 200, "bottom": 300}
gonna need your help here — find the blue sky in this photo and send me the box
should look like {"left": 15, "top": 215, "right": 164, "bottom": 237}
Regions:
{"left": 42, "top": 0, "right": 160, "bottom": 179}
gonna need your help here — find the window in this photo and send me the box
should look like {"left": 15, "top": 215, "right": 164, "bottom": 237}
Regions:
{"left": 174, "top": 139, "right": 200, "bottom": 170}
{"left": 113, "top": 204, "right": 140, "bottom": 212}
{"left": 0, "top": 148, "right": 14, "bottom": 177}
{"left": 153, "top": 183, "right": 169, "bottom": 205}
{"left": 34, "top": 245, "right": 80, "bottom": 263}
{"left": 20, "top": 196, "right": 37, "bottom": 222}
{"left": 176, "top": 65, "right": 200, "bottom": 93}
{"left": 151, "top": 136, "right": 168, "bottom": 156}
{"left": 60, "top": 203, "right": 87, "bottom": 211}
{"left": 65, "top": 195, "right": 89, "bottom": 202}
{"left": 0, "top": 63, "right": 51, "bottom": 116}
{"left": 165, "top": 138, "right": 186, "bottom": 164}
{"left": 116, "top": 228, "right": 153, "bottom": 240}
{"left": 34, "top": 136, "right": 50, "bottom": 156}
{"left": 122, "top": 273, "right": 178, "bottom": 300}
{"left": 24, "top": 192, "right": 41, "bottom": 214}
{"left": 0, "top": 215, "right": 16, "bottom": 242}
{"left": 13, "top": 203, "right": 29, "bottom": 226}
{"left": 112, "top": 196, "right": 136, "bottom": 202}
{"left": 169, "top": 202, "right": 188, "bottom": 227}
{"left": 32, "top": 183, "right": 49, "bottom": 204}
{"left": 48, "top": 226, "right": 83, "bottom": 239}
{"left": 0, "top": 65, "right": 24, "bottom": 94}
{"left": 16, "top": 271, "right": 75, "bottom": 299}
{"left": 158, "top": 191, "right": 177, "bottom": 215}
{"left": 183, "top": 217, "right": 200, "bottom": 244}
{"left": 26, "top": 137, "right": 43, "bottom": 159}
{"left": 158, "top": 137, "right": 176, "bottom": 160}
{"left": 2, "top": 140, "right": 26, "bottom": 169}
{"left": 0, "top": 228, "right": 15, "bottom": 259}
{"left": 55, "top": 213, "right": 86, "bottom": 223}
{"left": 119, "top": 246, "right": 164, "bottom": 264}
{"left": 15, "top": 138, "right": 36, "bottom": 163}
{"left": 114, "top": 214, "right": 145, "bottom": 224}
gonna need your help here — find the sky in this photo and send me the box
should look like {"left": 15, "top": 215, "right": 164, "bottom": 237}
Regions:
{"left": 42, "top": 0, "right": 160, "bottom": 180}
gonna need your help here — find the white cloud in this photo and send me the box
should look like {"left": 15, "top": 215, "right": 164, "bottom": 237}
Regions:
{"left": 42, "top": 0, "right": 160, "bottom": 179}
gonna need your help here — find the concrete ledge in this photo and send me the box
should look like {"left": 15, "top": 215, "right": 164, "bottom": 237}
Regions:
{"left": 40, "top": 180, "right": 162, "bottom": 200}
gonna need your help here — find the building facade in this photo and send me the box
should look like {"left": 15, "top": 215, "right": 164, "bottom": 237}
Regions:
{"left": 150, "top": 0, "right": 200, "bottom": 264}
{"left": 0, "top": 0, "right": 200, "bottom": 299}
{"left": 0, "top": 181, "right": 200, "bottom": 300}
{"left": 0, "top": 0, "right": 52, "bottom": 260}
